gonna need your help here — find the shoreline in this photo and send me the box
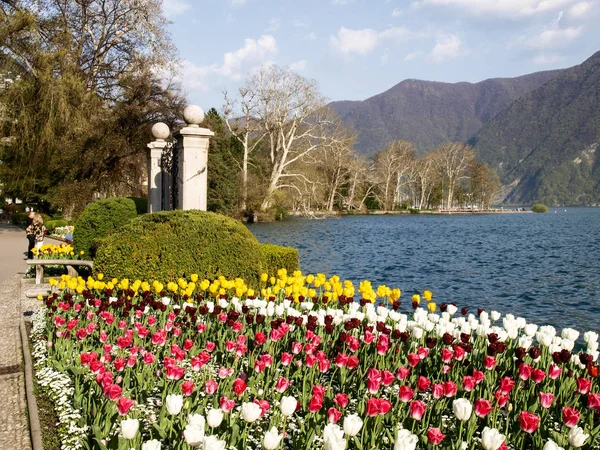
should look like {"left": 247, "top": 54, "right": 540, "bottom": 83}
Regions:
{"left": 287, "top": 208, "right": 533, "bottom": 218}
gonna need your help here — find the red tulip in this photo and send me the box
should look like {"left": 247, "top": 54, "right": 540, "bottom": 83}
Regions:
{"left": 114, "top": 357, "right": 126, "bottom": 372}
{"left": 474, "top": 398, "right": 493, "bottom": 417}
{"left": 379, "top": 399, "right": 392, "bottom": 414}
{"left": 548, "top": 364, "right": 562, "bottom": 379}
{"left": 463, "top": 376, "right": 476, "bottom": 392}
{"left": 443, "top": 381, "right": 457, "bottom": 397}
{"left": 275, "top": 377, "right": 290, "bottom": 393}
{"left": 382, "top": 370, "right": 395, "bottom": 386}
{"left": 309, "top": 395, "right": 323, "bottom": 413}
{"left": 291, "top": 342, "right": 303, "bottom": 354}
{"left": 313, "top": 385, "right": 326, "bottom": 397}
{"left": 327, "top": 407, "right": 342, "bottom": 423}
{"left": 519, "top": 411, "right": 540, "bottom": 433}
{"left": 494, "top": 391, "right": 509, "bottom": 408}
{"left": 519, "top": 364, "right": 532, "bottom": 381}
{"left": 220, "top": 396, "right": 236, "bottom": 412}
{"left": 417, "top": 376, "right": 431, "bottom": 391}
{"left": 399, "top": 385, "right": 415, "bottom": 402}
{"left": 166, "top": 365, "right": 185, "bottom": 380}
{"left": 182, "top": 380, "right": 194, "bottom": 396}
{"left": 531, "top": 368, "right": 545, "bottom": 384}
{"left": 233, "top": 378, "right": 247, "bottom": 397}
{"left": 588, "top": 393, "right": 600, "bottom": 410}
{"left": 104, "top": 383, "right": 122, "bottom": 400}
{"left": 347, "top": 356, "right": 359, "bottom": 369}
{"left": 254, "top": 399, "right": 270, "bottom": 417}
{"left": 281, "top": 352, "right": 293, "bottom": 366}
{"left": 562, "top": 406, "right": 580, "bottom": 428}
{"left": 116, "top": 396, "right": 135, "bottom": 415}
{"left": 576, "top": 378, "right": 592, "bottom": 394}
{"left": 427, "top": 427, "right": 446, "bottom": 445}
{"left": 484, "top": 356, "right": 497, "bottom": 370}
{"left": 432, "top": 383, "right": 444, "bottom": 399}
{"left": 335, "top": 353, "right": 348, "bottom": 367}
{"left": 255, "top": 332, "right": 266, "bottom": 345}
{"left": 366, "top": 398, "right": 380, "bottom": 417}
{"left": 499, "top": 377, "right": 515, "bottom": 395}
{"left": 408, "top": 353, "right": 421, "bottom": 367}
{"left": 441, "top": 348, "right": 454, "bottom": 363}
{"left": 539, "top": 392, "right": 555, "bottom": 409}
{"left": 409, "top": 400, "right": 427, "bottom": 420}
{"left": 453, "top": 345, "right": 465, "bottom": 361}
{"left": 396, "top": 366, "right": 411, "bottom": 380}
{"left": 334, "top": 393, "right": 349, "bottom": 408}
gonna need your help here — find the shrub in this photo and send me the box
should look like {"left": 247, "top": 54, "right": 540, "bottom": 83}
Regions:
{"left": 260, "top": 243, "right": 300, "bottom": 276}
{"left": 11, "top": 212, "right": 29, "bottom": 226}
{"left": 73, "top": 198, "right": 138, "bottom": 258}
{"left": 45, "top": 219, "right": 70, "bottom": 233}
{"left": 532, "top": 203, "right": 549, "bottom": 213}
{"left": 94, "top": 210, "right": 263, "bottom": 285}
{"left": 127, "top": 197, "right": 148, "bottom": 215}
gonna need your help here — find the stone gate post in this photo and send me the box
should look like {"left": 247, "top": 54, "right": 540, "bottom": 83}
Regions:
{"left": 147, "top": 122, "right": 170, "bottom": 213}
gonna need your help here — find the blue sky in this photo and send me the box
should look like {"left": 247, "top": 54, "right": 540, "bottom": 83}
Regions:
{"left": 162, "top": 0, "right": 600, "bottom": 110}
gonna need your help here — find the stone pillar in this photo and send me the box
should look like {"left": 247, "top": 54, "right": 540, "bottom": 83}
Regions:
{"left": 147, "top": 122, "right": 170, "bottom": 213}
{"left": 173, "top": 105, "right": 214, "bottom": 211}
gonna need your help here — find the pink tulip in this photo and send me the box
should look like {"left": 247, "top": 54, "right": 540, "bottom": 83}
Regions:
{"left": 519, "top": 411, "right": 540, "bottom": 433}
{"left": 399, "top": 385, "right": 415, "bottom": 402}
{"left": 539, "top": 392, "right": 555, "bottom": 409}
{"left": 562, "top": 407, "right": 580, "bottom": 428}
{"left": 474, "top": 398, "right": 493, "bottom": 417}
{"left": 204, "top": 379, "right": 218, "bottom": 395}
{"left": 327, "top": 407, "right": 342, "bottom": 423}
{"left": 275, "top": 377, "right": 290, "bottom": 393}
{"left": 427, "top": 428, "right": 446, "bottom": 445}
{"left": 409, "top": 400, "right": 427, "bottom": 420}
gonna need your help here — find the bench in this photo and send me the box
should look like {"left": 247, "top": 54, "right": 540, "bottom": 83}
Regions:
{"left": 26, "top": 259, "right": 94, "bottom": 285}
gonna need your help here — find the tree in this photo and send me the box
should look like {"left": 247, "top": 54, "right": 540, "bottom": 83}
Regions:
{"left": 413, "top": 152, "right": 438, "bottom": 209}
{"left": 469, "top": 162, "right": 501, "bottom": 209}
{"left": 433, "top": 143, "right": 475, "bottom": 209}
{"left": 373, "top": 140, "right": 415, "bottom": 211}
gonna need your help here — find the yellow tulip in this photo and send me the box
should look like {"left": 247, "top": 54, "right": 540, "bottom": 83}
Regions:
{"left": 424, "top": 290, "right": 433, "bottom": 302}
{"left": 306, "top": 274, "right": 315, "bottom": 284}
{"left": 247, "top": 289, "right": 255, "bottom": 297}
{"left": 97, "top": 273, "right": 104, "bottom": 281}
{"left": 428, "top": 302, "right": 437, "bottom": 312}
{"left": 190, "top": 274, "right": 198, "bottom": 282}
{"left": 411, "top": 294, "right": 421, "bottom": 304}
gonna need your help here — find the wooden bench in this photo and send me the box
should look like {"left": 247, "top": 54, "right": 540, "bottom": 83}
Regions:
{"left": 26, "top": 259, "right": 94, "bottom": 285}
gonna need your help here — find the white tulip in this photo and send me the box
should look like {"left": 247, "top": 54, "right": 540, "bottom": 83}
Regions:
{"left": 394, "top": 428, "right": 418, "bottom": 450}
{"left": 141, "top": 440, "right": 161, "bottom": 450}
{"left": 481, "top": 427, "right": 505, "bottom": 450}
{"left": 568, "top": 426, "right": 589, "bottom": 448}
{"left": 183, "top": 425, "right": 204, "bottom": 447}
{"left": 165, "top": 394, "right": 183, "bottom": 415}
{"left": 587, "top": 341, "right": 599, "bottom": 352}
{"left": 342, "top": 414, "right": 363, "bottom": 437}
{"left": 263, "top": 426, "right": 284, "bottom": 450}
{"left": 447, "top": 304, "right": 458, "bottom": 315}
{"left": 240, "top": 402, "right": 262, "bottom": 423}
{"left": 412, "top": 327, "right": 424, "bottom": 339}
{"left": 453, "top": 398, "right": 472, "bottom": 421}
{"left": 323, "top": 423, "right": 346, "bottom": 450}
{"left": 490, "top": 311, "right": 501, "bottom": 321}
{"left": 562, "top": 339, "right": 575, "bottom": 351}
{"left": 524, "top": 323, "right": 538, "bottom": 337}
{"left": 203, "top": 435, "right": 227, "bottom": 450}
{"left": 187, "top": 414, "right": 206, "bottom": 431}
{"left": 561, "top": 328, "right": 579, "bottom": 341}
{"left": 120, "top": 418, "right": 139, "bottom": 440}
{"left": 584, "top": 331, "right": 599, "bottom": 344}
{"left": 280, "top": 396, "right": 297, "bottom": 417}
{"left": 206, "top": 409, "right": 224, "bottom": 428}
{"left": 543, "top": 440, "right": 564, "bottom": 450}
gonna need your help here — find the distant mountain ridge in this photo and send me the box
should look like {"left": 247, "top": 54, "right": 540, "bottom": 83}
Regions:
{"left": 469, "top": 51, "right": 600, "bottom": 205}
{"left": 330, "top": 69, "right": 563, "bottom": 156}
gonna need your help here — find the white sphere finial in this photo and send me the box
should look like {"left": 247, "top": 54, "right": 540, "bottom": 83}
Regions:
{"left": 151, "top": 122, "right": 170, "bottom": 141}
{"left": 183, "top": 105, "right": 204, "bottom": 126}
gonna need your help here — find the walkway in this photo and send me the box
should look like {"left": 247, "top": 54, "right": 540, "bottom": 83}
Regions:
{"left": 0, "top": 223, "right": 36, "bottom": 450}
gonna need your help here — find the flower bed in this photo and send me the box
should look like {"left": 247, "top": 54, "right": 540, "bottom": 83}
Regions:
{"left": 33, "top": 272, "right": 600, "bottom": 450}
{"left": 32, "top": 243, "right": 80, "bottom": 260}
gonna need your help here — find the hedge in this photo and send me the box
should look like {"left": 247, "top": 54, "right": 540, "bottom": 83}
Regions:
{"left": 127, "top": 197, "right": 148, "bottom": 215}
{"left": 73, "top": 198, "right": 138, "bottom": 258}
{"left": 94, "top": 210, "right": 263, "bottom": 285}
{"left": 45, "top": 219, "right": 70, "bottom": 233}
{"left": 260, "top": 243, "right": 299, "bottom": 276}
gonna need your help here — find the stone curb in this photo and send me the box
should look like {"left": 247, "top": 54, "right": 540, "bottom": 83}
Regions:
{"left": 19, "top": 319, "right": 43, "bottom": 450}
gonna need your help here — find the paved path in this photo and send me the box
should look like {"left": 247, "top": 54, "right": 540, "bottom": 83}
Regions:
{"left": 0, "top": 223, "right": 35, "bottom": 450}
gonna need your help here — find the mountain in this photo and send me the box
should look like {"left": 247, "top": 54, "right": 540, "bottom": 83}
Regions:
{"left": 470, "top": 51, "right": 600, "bottom": 205}
{"left": 330, "top": 70, "right": 563, "bottom": 156}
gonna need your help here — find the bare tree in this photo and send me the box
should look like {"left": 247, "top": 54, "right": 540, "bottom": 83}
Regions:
{"left": 223, "top": 88, "right": 267, "bottom": 211}
{"left": 413, "top": 152, "right": 438, "bottom": 209}
{"left": 242, "top": 65, "right": 345, "bottom": 211}
{"left": 373, "top": 140, "right": 415, "bottom": 211}
{"left": 434, "top": 142, "right": 475, "bottom": 210}
{"left": 318, "top": 125, "right": 356, "bottom": 211}
{"left": 469, "top": 162, "right": 501, "bottom": 209}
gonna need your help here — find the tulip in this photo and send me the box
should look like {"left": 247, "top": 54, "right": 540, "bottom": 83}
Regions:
{"left": 165, "top": 394, "right": 183, "bottom": 415}
{"left": 183, "top": 425, "right": 204, "bottom": 447}
{"left": 588, "top": 393, "right": 600, "bottom": 410}
{"left": 241, "top": 402, "right": 262, "bottom": 423}
{"left": 543, "top": 440, "right": 564, "bottom": 450}
{"left": 323, "top": 423, "right": 346, "bottom": 450}
{"left": 409, "top": 400, "right": 427, "bottom": 420}
{"left": 568, "top": 426, "right": 589, "bottom": 447}
{"left": 120, "top": 418, "right": 139, "bottom": 440}
{"left": 427, "top": 427, "right": 446, "bottom": 446}
{"left": 474, "top": 398, "right": 493, "bottom": 418}
{"left": 206, "top": 409, "right": 224, "bottom": 428}
{"left": 188, "top": 414, "right": 206, "bottom": 430}
{"left": 398, "top": 385, "right": 414, "bottom": 402}
{"left": 394, "top": 429, "right": 418, "bottom": 450}
{"left": 203, "top": 435, "right": 227, "bottom": 450}
{"left": 561, "top": 406, "right": 580, "bottom": 428}
{"left": 280, "top": 396, "right": 297, "bottom": 417}
{"left": 481, "top": 427, "right": 505, "bottom": 450}
{"left": 539, "top": 392, "right": 555, "bottom": 409}
{"left": 453, "top": 398, "right": 472, "bottom": 421}
{"left": 327, "top": 407, "right": 342, "bottom": 423}
{"left": 519, "top": 411, "right": 540, "bottom": 433}
{"left": 342, "top": 414, "right": 363, "bottom": 437}
{"left": 116, "top": 396, "right": 135, "bottom": 415}
{"left": 334, "top": 393, "right": 349, "bottom": 408}
{"left": 142, "top": 440, "right": 162, "bottom": 450}
{"left": 263, "top": 426, "right": 284, "bottom": 450}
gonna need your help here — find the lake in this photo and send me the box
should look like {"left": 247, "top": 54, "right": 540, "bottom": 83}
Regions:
{"left": 248, "top": 208, "right": 600, "bottom": 334}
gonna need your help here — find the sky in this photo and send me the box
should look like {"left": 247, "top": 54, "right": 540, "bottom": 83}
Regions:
{"left": 162, "top": 0, "right": 600, "bottom": 110}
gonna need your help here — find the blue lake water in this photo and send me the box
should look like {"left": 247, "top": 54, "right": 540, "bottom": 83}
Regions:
{"left": 248, "top": 208, "right": 600, "bottom": 334}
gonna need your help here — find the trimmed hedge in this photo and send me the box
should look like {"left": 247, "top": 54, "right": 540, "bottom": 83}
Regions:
{"left": 94, "top": 210, "right": 263, "bottom": 285}
{"left": 260, "top": 243, "right": 299, "bottom": 276}
{"left": 45, "top": 219, "right": 70, "bottom": 233}
{"left": 73, "top": 198, "right": 138, "bottom": 258}
{"left": 127, "top": 197, "right": 148, "bottom": 215}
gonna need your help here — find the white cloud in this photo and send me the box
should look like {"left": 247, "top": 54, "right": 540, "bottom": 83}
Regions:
{"left": 429, "top": 34, "right": 466, "bottom": 63}
{"left": 520, "top": 13, "right": 583, "bottom": 48}
{"left": 532, "top": 54, "right": 564, "bottom": 64}
{"left": 413, "top": 0, "right": 575, "bottom": 18}
{"left": 392, "top": 8, "right": 403, "bottom": 16}
{"left": 404, "top": 52, "right": 421, "bottom": 61}
{"left": 329, "top": 26, "right": 414, "bottom": 56}
{"left": 214, "top": 35, "right": 277, "bottom": 79}
{"left": 162, "top": 0, "right": 191, "bottom": 18}
{"left": 289, "top": 60, "right": 307, "bottom": 71}
{"left": 180, "top": 60, "right": 210, "bottom": 91}
{"left": 568, "top": 1, "right": 593, "bottom": 17}
{"left": 304, "top": 32, "right": 318, "bottom": 41}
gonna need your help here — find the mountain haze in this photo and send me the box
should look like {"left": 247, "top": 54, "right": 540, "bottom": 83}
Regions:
{"left": 470, "top": 51, "right": 600, "bottom": 205}
{"left": 330, "top": 70, "right": 563, "bottom": 156}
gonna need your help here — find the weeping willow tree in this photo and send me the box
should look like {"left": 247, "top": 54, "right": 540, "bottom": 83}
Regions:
{"left": 0, "top": 0, "right": 185, "bottom": 215}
